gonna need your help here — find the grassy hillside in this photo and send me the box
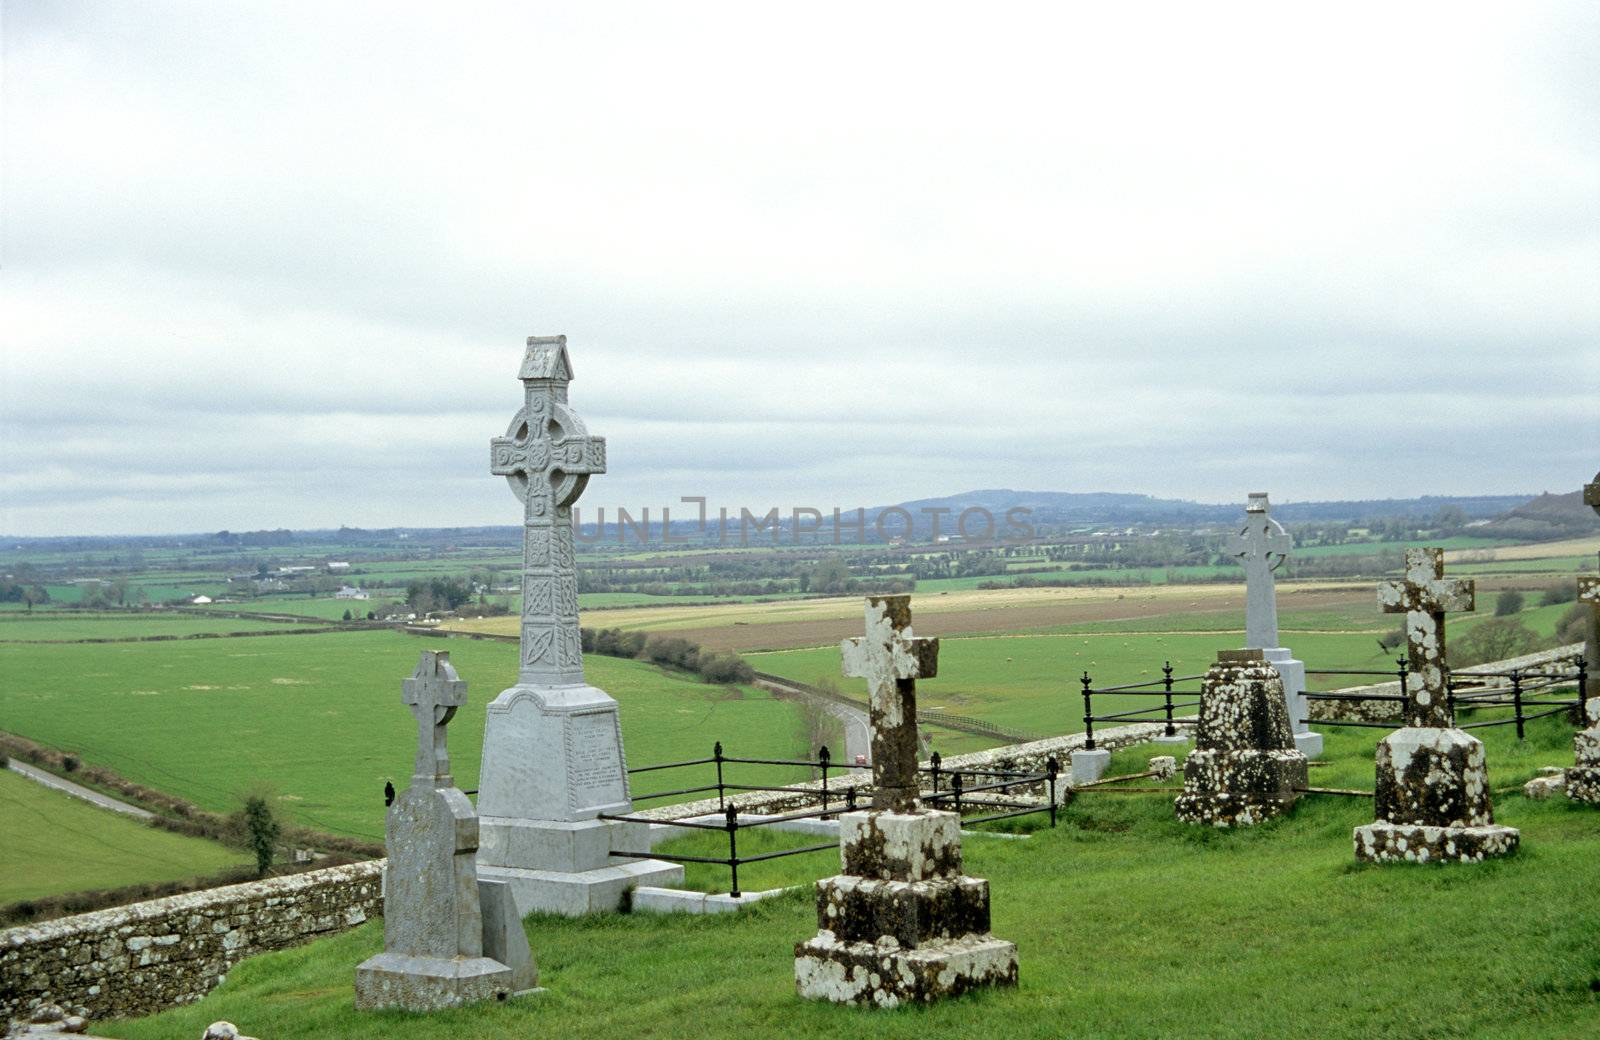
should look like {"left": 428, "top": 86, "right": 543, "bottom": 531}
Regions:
{"left": 97, "top": 717, "right": 1600, "bottom": 1040}
{"left": 0, "top": 631, "right": 814, "bottom": 841}
{"left": 0, "top": 769, "right": 248, "bottom": 905}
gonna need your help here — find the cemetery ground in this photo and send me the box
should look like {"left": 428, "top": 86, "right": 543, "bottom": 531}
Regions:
{"left": 0, "top": 768, "right": 248, "bottom": 906}
{"left": 91, "top": 716, "right": 1600, "bottom": 1040}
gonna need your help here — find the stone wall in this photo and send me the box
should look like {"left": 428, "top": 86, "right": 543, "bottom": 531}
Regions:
{"left": 1, "top": 861, "right": 383, "bottom": 1024}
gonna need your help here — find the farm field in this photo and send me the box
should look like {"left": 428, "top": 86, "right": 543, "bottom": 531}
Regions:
{"left": 98, "top": 717, "right": 1600, "bottom": 1040}
{"left": 0, "top": 768, "right": 249, "bottom": 906}
{"left": 0, "top": 631, "right": 815, "bottom": 841}
{"left": 0, "top": 612, "right": 319, "bottom": 642}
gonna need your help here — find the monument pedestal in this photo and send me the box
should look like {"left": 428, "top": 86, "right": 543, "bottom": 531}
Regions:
{"left": 1174, "top": 650, "right": 1307, "bottom": 828}
{"left": 1565, "top": 726, "right": 1600, "bottom": 805}
{"left": 1260, "top": 648, "right": 1323, "bottom": 759}
{"left": 475, "top": 681, "right": 682, "bottom": 915}
{"left": 1355, "top": 727, "right": 1519, "bottom": 863}
{"left": 1069, "top": 748, "right": 1110, "bottom": 785}
{"left": 1153, "top": 730, "right": 1190, "bottom": 746}
{"left": 795, "top": 810, "right": 1017, "bottom": 1007}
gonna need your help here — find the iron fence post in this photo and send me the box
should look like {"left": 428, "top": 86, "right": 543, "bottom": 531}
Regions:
{"left": 713, "top": 741, "right": 726, "bottom": 811}
{"left": 819, "top": 744, "right": 831, "bottom": 813}
{"left": 1081, "top": 671, "right": 1096, "bottom": 750}
{"left": 1162, "top": 661, "right": 1176, "bottom": 737}
{"left": 1046, "top": 755, "right": 1059, "bottom": 827}
{"left": 930, "top": 751, "right": 942, "bottom": 795}
{"left": 725, "top": 803, "right": 741, "bottom": 898}
{"left": 952, "top": 770, "right": 963, "bottom": 816}
{"left": 846, "top": 785, "right": 858, "bottom": 811}
{"left": 1578, "top": 657, "right": 1591, "bottom": 727}
{"left": 1511, "top": 669, "right": 1525, "bottom": 740}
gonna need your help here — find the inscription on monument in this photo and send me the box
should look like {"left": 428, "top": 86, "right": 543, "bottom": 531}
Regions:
{"left": 565, "top": 711, "right": 626, "bottom": 811}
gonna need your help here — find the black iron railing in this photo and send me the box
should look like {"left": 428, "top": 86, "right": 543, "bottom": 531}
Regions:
{"left": 597, "top": 745, "right": 1059, "bottom": 896}
{"left": 1079, "top": 661, "right": 1202, "bottom": 749}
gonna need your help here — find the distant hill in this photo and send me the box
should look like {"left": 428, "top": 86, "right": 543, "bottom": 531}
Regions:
{"left": 1477, "top": 489, "right": 1600, "bottom": 540}
{"left": 875, "top": 489, "right": 1533, "bottom": 534}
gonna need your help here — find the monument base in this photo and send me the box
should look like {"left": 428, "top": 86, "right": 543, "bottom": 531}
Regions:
{"left": 1566, "top": 728, "right": 1600, "bottom": 803}
{"left": 1153, "top": 731, "right": 1190, "bottom": 745}
{"left": 1175, "top": 748, "right": 1307, "bottom": 828}
{"left": 794, "top": 932, "right": 1017, "bottom": 1007}
{"left": 1070, "top": 748, "right": 1110, "bottom": 785}
{"left": 354, "top": 953, "right": 516, "bottom": 1011}
{"left": 1293, "top": 731, "right": 1324, "bottom": 758}
{"left": 478, "top": 816, "right": 684, "bottom": 916}
{"left": 1353, "top": 822, "right": 1520, "bottom": 864}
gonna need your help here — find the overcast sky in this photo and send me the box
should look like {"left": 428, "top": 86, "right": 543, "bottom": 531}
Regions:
{"left": 3, "top": 1, "right": 1597, "bottom": 537}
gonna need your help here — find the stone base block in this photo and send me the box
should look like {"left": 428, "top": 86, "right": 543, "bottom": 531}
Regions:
{"left": 1294, "top": 730, "right": 1324, "bottom": 758}
{"left": 1176, "top": 748, "right": 1307, "bottom": 827}
{"left": 476, "top": 859, "right": 683, "bottom": 917}
{"left": 1070, "top": 748, "right": 1110, "bottom": 785}
{"left": 1352, "top": 821, "right": 1520, "bottom": 864}
{"left": 840, "top": 810, "right": 960, "bottom": 881}
{"left": 1175, "top": 790, "right": 1297, "bottom": 828}
{"left": 354, "top": 952, "right": 515, "bottom": 1011}
{"left": 631, "top": 885, "right": 793, "bottom": 914}
{"left": 1374, "top": 728, "right": 1493, "bottom": 828}
{"left": 794, "top": 931, "right": 1017, "bottom": 1007}
{"left": 817, "top": 874, "right": 991, "bottom": 946}
{"left": 1566, "top": 766, "right": 1600, "bottom": 804}
{"left": 1152, "top": 731, "right": 1191, "bottom": 745}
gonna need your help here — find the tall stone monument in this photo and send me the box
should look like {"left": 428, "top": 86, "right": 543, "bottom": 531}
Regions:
{"left": 795, "top": 595, "right": 1017, "bottom": 1007}
{"left": 1225, "top": 492, "right": 1322, "bottom": 757}
{"left": 1174, "top": 649, "right": 1308, "bottom": 827}
{"left": 476, "top": 336, "right": 682, "bottom": 914}
{"left": 356, "top": 651, "right": 537, "bottom": 1011}
{"left": 1564, "top": 471, "right": 1600, "bottom": 804}
{"left": 1354, "top": 548, "right": 1519, "bottom": 863}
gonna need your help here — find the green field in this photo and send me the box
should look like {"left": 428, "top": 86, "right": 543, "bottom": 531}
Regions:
{"left": 0, "top": 631, "right": 815, "bottom": 842}
{"left": 98, "top": 717, "right": 1600, "bottom": 1040}
{"left": 0, "top": 769, "right": 249, "bottom": 905}
{"left": 0, "top": 613, "right": 313, "bottom": 642}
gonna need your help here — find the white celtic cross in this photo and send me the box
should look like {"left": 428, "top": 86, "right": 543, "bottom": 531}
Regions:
{"left": 402, "top": 650, "right": 468, "bottom": 784}
{"left": 490, "top": 336, "right": 606, "bottom": 684}
{"left": 1226, "top": 492, "right": 1292, "bottom": 650}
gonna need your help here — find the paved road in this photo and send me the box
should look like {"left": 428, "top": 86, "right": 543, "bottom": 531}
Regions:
{"left": 6, "top": 760, "right": 154, "bottom": 820}
{"left": 819, "top": 700, "right": 872, "bottom": 767}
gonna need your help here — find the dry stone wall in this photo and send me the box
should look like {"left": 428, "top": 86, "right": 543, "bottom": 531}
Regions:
{"left": 1, "top": 861, "right": 383, "bottom": 1023}
{"left": 1306, "top": 643, "right": 1583, "bottom": 724}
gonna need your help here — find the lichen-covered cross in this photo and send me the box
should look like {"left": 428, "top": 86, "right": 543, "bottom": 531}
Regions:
{"left": 1378, "top": 547, "right": 1474, "bottom": 728}
{"left": 1226, "top": 492, "right": 1292, "bottom": 649}
{"left": 490, "top": 336, "right": 606, "bottom": 684}
{"left": 842, "top": 595, "right": 939, "bottom": 811}
{"left": 402, "top": 650, "right": 467, "bottom": 785}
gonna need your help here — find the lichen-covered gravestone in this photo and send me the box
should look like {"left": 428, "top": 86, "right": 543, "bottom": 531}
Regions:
{"left": 1225, "top": 492, "right": 1322, "bottom": 757}
{"left": 1354, "top": 549, "right": 1519, "bottom": 863}
{"left": 1564, "top": 471, "right": 1600, "bottom": 804}
{"left": 1174, "top": 649, "right": 1308, "bottom": 826}
{"left": 355, "top": 651, "right": 537, "bottom": 1010}
{"left": 475, "top": 336, "right": 681, "bottom": 915}
{"left": 794, "top": 595, "right": 1017, "bottom": 1007}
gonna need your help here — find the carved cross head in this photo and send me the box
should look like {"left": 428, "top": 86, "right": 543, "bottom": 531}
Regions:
{"left": 401, "top": 650, "right": 468, "bottom": 783}
{"left": 1226, "top": 492, "right": 1292, "bottom": 572}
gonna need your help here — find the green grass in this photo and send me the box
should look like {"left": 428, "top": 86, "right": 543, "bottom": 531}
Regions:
{"left": 0, "top": 632, "right": 814, "bottom": 841}
{"left": 748, "top": 629, "right": 1401, "bottom": 740}
{"left": 97, "top": 717, "right": 1600, "bottom": 1040}
{"left": 0, "top": 613, "right": 310, "bottom": 642}
{"left": 0, "top": 769, "right": 249, "bottom": 905}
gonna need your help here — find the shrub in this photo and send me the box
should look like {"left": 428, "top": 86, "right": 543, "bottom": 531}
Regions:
{"left": 240, "top": 794, "right": 281, "bottom": 876}
{"left": 1557, "top": 603, "right": 1591, "bottom": 646}
{"left": 62, "top": 754, "right": 80, "bottom": 773}
{"left": 1541, "top": 583, "right": 1577, "bottom": 606}
{"left": 1376, "top": 628, "right": 1406, "bottom": 654}
{"left": 1493, "top": 590, "right": 1525, "bottom": 616}
{"left": 699, "top": 651, "right": 755, "bottom": 685}
{"left": 1452, "top": 618, "right": 1541, "bottom": 668}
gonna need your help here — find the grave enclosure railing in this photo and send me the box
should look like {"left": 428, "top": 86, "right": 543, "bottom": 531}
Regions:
{"left": 1300, "top": 655, "right": 1589, "bottom": 738}
{"left": 1079, "top": 662, "right": 1203, "bottom": 750}
{"left": 593, "top": 743, "right": 1059, "bottom": 897}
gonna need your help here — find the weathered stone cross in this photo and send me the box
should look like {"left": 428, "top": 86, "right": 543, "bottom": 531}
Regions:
{"left": 1378, "top": 547, "right": 1475, "bottom": 728}
{"left": 842, "top": 595, "right": 938, "bottom": 811}
{"left": 490, "top": 336, "right": 606, "bottom": 685}
{"left": 1226, "top": 492, "right": 1292, "bottom": 650}
{"left": 1579, "top": 471, "right": 1600, "bottom": 711}
{"left": 402, "top": 650, "right": 468, "bottom": 784}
